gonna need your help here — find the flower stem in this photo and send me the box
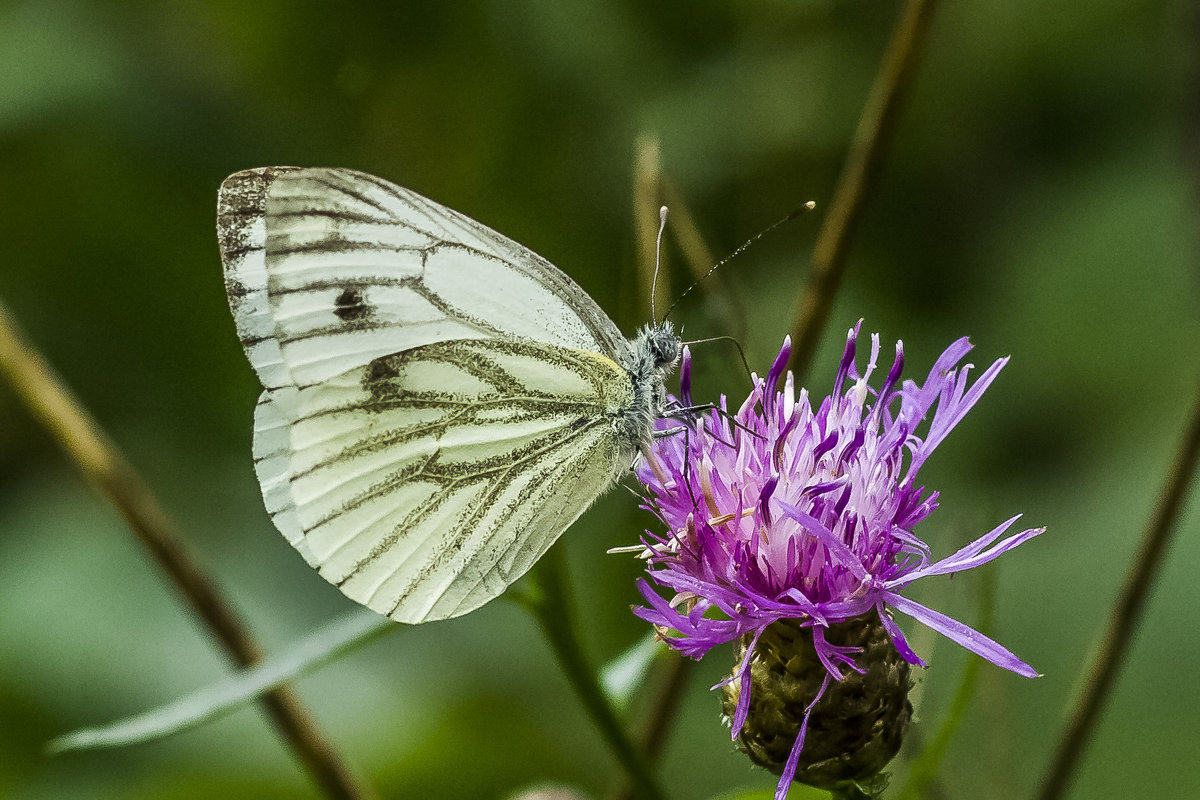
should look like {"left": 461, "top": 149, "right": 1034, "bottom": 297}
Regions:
{"left": 832, "top": 789, "right": 873, "bottom": 800}
{"left": 0, "top": 301, "right": 374, "bottom": 800}
{"left": 788, "top": 0, "right": 939, "bottom": 380}
{"left": 520, "top": 543, "right": 668, "bottom": 800}
{"left": 1035, "top": 380, "right": 1200, "bottom": 800}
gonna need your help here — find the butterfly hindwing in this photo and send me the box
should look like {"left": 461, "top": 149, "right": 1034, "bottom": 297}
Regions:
{"left": 218, "top": 167, "right": 630, "bottom": 389}
{"left": 254, "top": 337, "right": 637, "bottom": 622}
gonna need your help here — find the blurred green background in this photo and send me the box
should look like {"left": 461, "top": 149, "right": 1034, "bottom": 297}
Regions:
{"left": 2, "top": 1, "right": 1198, "bottom": 799}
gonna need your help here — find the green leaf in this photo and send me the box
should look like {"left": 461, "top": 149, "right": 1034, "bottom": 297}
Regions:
{"left": 599, "top": 632, "right": 664, "bottom": 712}
{"left": 48, "top": 609, "right": 395, "bottom": 753}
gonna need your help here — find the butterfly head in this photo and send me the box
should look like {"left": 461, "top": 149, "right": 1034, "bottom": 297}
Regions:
{"left": 643, "top": 320, "right": 680, "bottom": 371}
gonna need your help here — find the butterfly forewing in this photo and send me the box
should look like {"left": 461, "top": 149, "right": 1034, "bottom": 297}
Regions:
{"left": 254, "top": 338, "right": 635, "bottom": 622}
{"left": 218, "top": 167, "right": 629, "bottom": 389}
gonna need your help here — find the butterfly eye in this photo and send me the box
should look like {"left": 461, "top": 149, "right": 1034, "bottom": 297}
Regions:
{"left": 655, "top": 339, "right": 678, "bottom": 365}
{"left": 649, "top": 330, "right": 680, "bottom": 367}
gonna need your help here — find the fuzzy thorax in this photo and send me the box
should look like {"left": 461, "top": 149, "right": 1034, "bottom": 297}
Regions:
{"left": 617, "top": 322, "right": 680, "bottom": 452}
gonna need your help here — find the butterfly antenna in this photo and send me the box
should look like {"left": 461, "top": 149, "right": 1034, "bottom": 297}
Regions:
{"left": 650, "top": 205, "right": 669, "bottom": 325}
{"left": 662, "top": 200, "right": 817, "bottom": 323}
{"left": 682, "top": 334, "right": 755, "bottom": 387}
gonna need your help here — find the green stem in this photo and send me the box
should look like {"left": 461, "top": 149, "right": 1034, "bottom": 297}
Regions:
{"left": 517, "top": 543, "right": 668, "bottom": 800}
{"left": 830, "top": 784, "right": 875, "bottom": 800}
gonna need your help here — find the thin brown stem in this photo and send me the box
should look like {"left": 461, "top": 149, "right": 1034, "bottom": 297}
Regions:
{"left": 634, "top": 133, "right": 667, "bottom": 327}
{"left": 632, "top": 133, "right": 747, "bottom": 342}
{"left": 0, "top": 302, "right": 374, "bottom": 800}
{"left": 1035, "top": 381, "right": 1200, "bottom": 800}
{"left": 788, "top": 0, "right": 939, "bottom": 380}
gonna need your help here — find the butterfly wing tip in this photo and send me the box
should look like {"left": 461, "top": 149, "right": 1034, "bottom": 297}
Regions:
{"left": 220, "top": 166, "right": 303, "bottom": 191}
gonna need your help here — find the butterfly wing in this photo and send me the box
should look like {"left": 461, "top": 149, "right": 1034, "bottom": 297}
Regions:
{"left": 218, "top": 167, "right": 639, "bottom": 622}
{"left": 217, "top": 167, "right": 630, "bottom": 388}
{"left": 252, "top": 338, "right": 636, "bottom": 622}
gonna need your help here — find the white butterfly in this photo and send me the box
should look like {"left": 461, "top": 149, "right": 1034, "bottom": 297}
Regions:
{"left": 217, "top": 167, "right": 681, "bottom": 623}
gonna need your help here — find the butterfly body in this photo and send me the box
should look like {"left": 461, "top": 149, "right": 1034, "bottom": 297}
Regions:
{"left": 218, "top": 167, "right": 679, "bottom": 622}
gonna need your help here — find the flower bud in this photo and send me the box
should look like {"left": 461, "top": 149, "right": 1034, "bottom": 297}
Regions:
{"left": 721, "top": 613, "right": 912, "bottom": 792}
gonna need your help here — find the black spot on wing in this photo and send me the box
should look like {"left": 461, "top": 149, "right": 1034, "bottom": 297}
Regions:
{"left": 335, "top": 287, "right": 374, "bottom": 322}
{"left": 363, "top": 355, "right": 402, "bottom": 389}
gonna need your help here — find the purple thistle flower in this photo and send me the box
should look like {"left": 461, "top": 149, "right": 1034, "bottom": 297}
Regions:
{"left": 631, "top": 322, "right": 1043, "bottom": 798}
